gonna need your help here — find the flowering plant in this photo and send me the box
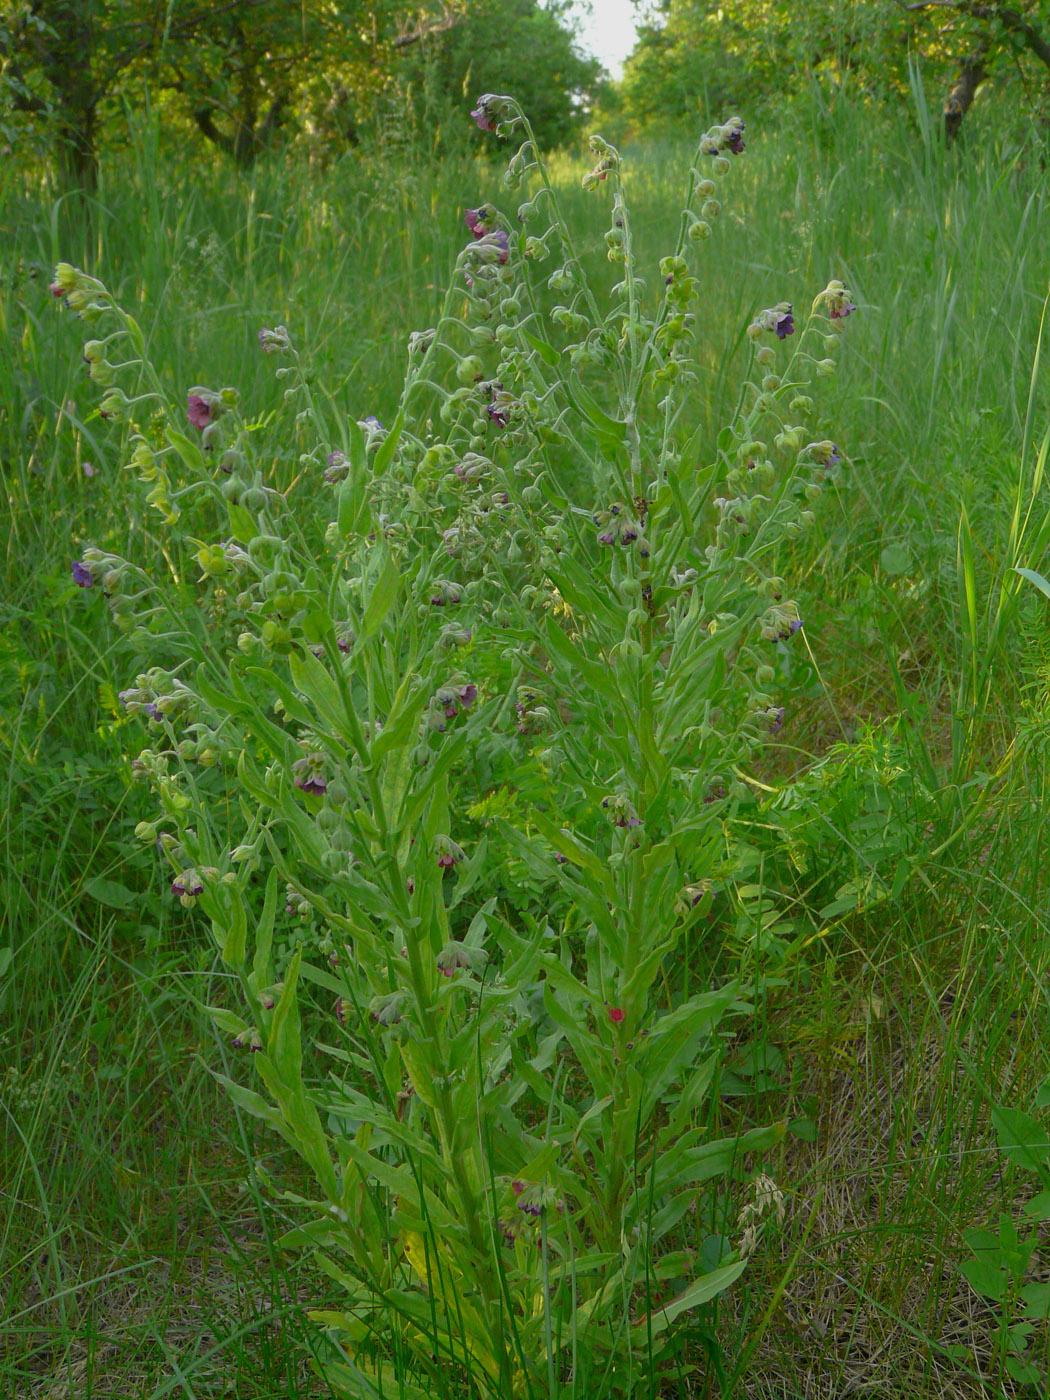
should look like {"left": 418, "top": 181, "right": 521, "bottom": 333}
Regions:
{"left": 57, "top": 95, "right": 856, "bottom": 1397}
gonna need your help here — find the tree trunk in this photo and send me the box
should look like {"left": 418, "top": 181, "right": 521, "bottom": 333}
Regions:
{"left": 943, "top": 42, "right": 990, "bottom": 143}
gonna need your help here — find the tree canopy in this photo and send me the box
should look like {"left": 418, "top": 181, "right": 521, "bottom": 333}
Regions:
{"left": 620, "top": 0, "right": 1050, "bottom": 139}
{"left": 0, "top": 0, "right": 603, "bottom": 184}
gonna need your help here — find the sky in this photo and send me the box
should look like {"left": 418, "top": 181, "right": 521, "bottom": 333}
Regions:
{"left": 570, "top": 0, "right": 642, "bottom": 80}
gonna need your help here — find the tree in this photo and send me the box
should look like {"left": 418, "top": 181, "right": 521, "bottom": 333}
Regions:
{"left": 394, "top": 0, "right": 607, "bottom": 150}
{"left": 618, "top": 0, "right": 1050, "bottom": 140}
{"left": 0, "top": 0, "right": 484, "bottom": 184}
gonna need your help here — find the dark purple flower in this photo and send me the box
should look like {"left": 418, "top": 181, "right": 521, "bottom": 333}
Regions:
{"left": 768, "top": 706, "right": 785, "bottom": 735}
{"left": 829, "top": 445, "right": 842, "bottom": 466}
{"left": 186, "top": 394, "right": 212, "bottom": 429}
{"left": 437, "top": 852, "right": 456, "bottom": 869}
{"left": 295, "top": 774, "right": 328, "bottom": 796}
{"left": 457, "top": 683, "right": 477, "bottom": 709}
{"left": 774, "top": 309, "right": 795, "bottom": 339}
{"left": 520, "top": 1200, "right": 543, "bottom": 1217}
{"left": 788, "top": 619, "right": 803, "bottom": 635}
{"left": 702, "top": 785, "right": 728, "bottom": 805}
{"left": 727, "top": 129, "right": 745, "bottom": 155}
{"left": 71, "top": 560, "right": 94, "bottom": 588}
{"left": 171, "top": 871, "right": 204, "bottom": 898}
{"left": 487, "top": 403, "right": 508, "bottom": 428}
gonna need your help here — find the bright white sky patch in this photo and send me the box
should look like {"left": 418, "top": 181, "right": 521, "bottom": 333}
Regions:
{"left": 570, "top": 0, "right": 642, "bottom": 80}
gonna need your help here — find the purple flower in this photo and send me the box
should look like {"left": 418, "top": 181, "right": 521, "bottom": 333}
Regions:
{"left": 727, "top": 129, "right": 745, "bottom": 155}
{"left": 71, "top": 560, "right": 94, "bottom": 588}
{"left": 830, "top": 300, "right": 856, "bottom": 320}
{"left": 292, "top": 755, "right": 328, "bottom": 794}
{"left": 186, "top": 394, "right": 212, "bottom": 429}
{"left": 464, "top": 207, "right": 490, "bottom": 237}
{"left": 788, "top": 619, "right": 803, "bottom": 635}
{"left": 362, "top": 415, "right": 384, "bottom": 432}
{"left": 774, "top": 308, "right": 795, "bottom": 339}
{"left": 458, "top": 683, "right": 477, "bottom": 709}
{"left": 295, "top": 774, "right": 327, "bottom": 795}
{"left": 767, "top": 706, "right": 785, "bottom": 735}
{"left": 487, "top": 403, "right": 508, "bottom": 428}
{"left": 171, "top": 870, "right": 204, "bottom": 898}
{"left": 470, "top": 97, "right": 499, "bottom": 132}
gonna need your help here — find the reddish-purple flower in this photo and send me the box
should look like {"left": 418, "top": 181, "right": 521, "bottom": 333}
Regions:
{"left": 186, "top": 394, "right": 212, "bottom": 429}
{"left": 470, "top": 98, "right": 498, "bottom": 132}
{"left": 607, "top": 1005, "right": 625, "bottom": 1024}
{"left": 171, "top": 870, "right": 204, "bottom": 898}
{"left": 830, "top": 300, "right": 856, "bottom": 320}
{"left": 464, "top": 207, "right": 491, "bottom": 238}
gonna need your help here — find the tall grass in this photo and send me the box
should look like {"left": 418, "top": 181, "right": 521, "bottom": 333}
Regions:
{"left": 2, "top": 87, "right": 1049, "bottom": 1396}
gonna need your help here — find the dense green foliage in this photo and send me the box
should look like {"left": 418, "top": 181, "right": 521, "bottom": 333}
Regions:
{"left": 3, "top": 73, "right": 1050, "bottom": 1400}
{"left": 621, "top": 0, "right": 1050, "bottom": 137}
{"left": 0, "top": 0, "right": 602, "bottom": 180}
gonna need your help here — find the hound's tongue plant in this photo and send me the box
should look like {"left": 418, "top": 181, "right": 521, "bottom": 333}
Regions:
{"left": 58, "top": 94, "right": 856, "bottom": 1399}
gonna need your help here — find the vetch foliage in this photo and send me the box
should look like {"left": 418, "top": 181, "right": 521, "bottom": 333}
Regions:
{"left": 55, "top": 96, "right": 858, "bottom": 1398}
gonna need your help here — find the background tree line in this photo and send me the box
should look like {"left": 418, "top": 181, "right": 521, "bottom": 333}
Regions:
{"left": 621, "top": 1, "right": 1050, "bottom": 144}
{"left": 0, "top": 0, "right": 605, "bottom": 185}
{"left": 3, "top": 1, "right": 1050, "bottom": 187}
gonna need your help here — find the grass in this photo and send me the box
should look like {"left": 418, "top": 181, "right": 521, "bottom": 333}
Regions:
{"left": 3, "top": 85, "right": 1050, "bottom": 1396}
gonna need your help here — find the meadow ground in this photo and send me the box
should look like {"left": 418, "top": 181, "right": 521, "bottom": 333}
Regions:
{"left": 3, "top": 90, "right": 1050, "bottom": 1397}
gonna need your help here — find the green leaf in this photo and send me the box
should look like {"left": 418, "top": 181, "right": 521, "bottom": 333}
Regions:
{"left": 81, "top": 876, "right": 137, "bottom": 909}
{"left": 227, "top": 501, "right": 258, "bottom": 544}
{"left": 1014, "top": 566, "right": 1050, "bottom": 602}
{"left": 1022, "top": 1188, "right": 1050, "bottom": 1220}
{"left": 637, "top": 1259, "right": 748, "bottom": 1336}
{"left": 219, "top": 889, "right": 248, "bottom": 970}
{"left": 521, "top": 328, "right": 561, "bottom": 367}
{"left": 568, "top": 374, "right": 626, "bottom": 440}
{"left": 164, "top": 423, "right": 205, "bottom": 474}
{"left": 993, "top": 1105, "right": 1050, "bottom": 1173}
{"left": 361, "top": 550, "right": 401, "bottom": 639}
{"left": 880, "top": 543, "right": 911, "bottom": 576}
{"left": 211, "top": 1069, "right": 293, "bottom": 1140}
{"left": 252, "top": 868, "right": 280, "bottom": 989}
{"left": 960, "top": 1255, "right": 1006, "bottom": 1303}
{"left": 371, "top": 410, "right": 403, "bottom": 477}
